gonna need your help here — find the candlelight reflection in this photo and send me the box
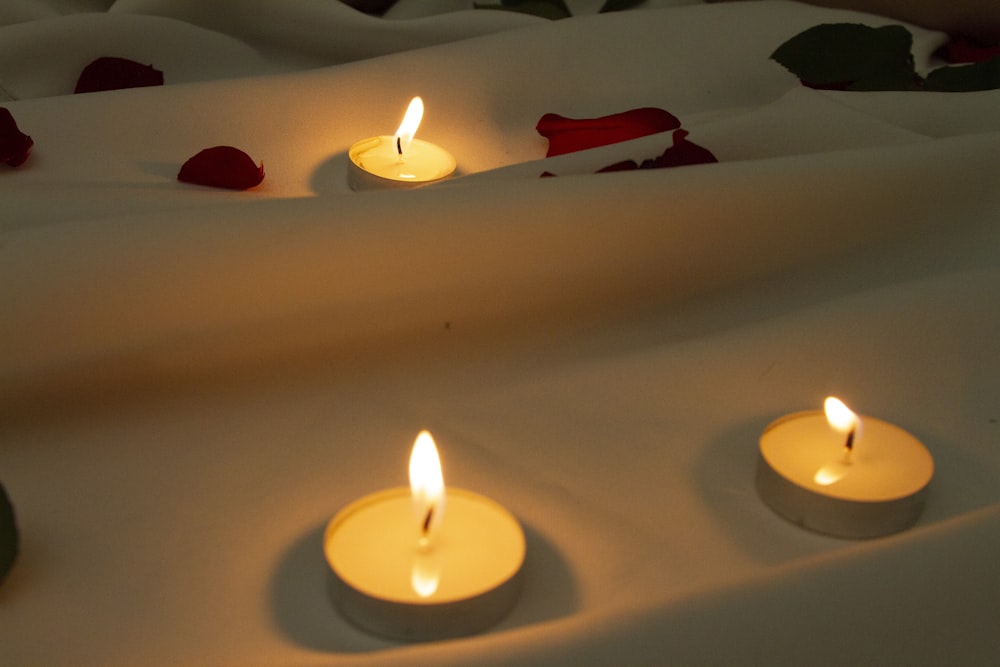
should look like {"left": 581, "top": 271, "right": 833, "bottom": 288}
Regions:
{"left": 411, "top": 549, "right": 441, "bottom": 599}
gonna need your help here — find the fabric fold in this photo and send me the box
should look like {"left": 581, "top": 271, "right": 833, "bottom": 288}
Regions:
{"left": 3, "top": 132, "right": 997, "bottom": 397}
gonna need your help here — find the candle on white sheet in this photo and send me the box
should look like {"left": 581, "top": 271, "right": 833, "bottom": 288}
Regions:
{"left": 756, "top": 397, "right": 933, "bottom": 539}
{"left": 324, "top": 430, "right": 525, "bottom": 641}
{"left": 348, "top": 97, "right": 456, "bottom": 190}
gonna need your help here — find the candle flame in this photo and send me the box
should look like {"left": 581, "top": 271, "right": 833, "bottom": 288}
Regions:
{"left": 394, "top": 96, "right": 424, "bottom": 159}
{"left": 815, "top": 396, "right": 860, "bottom": 484}
{"left": 409, "top": 430, "right": 445, "bottom": 538}
{"left": 824, "top": 396, "right": 858, "bottom": 433}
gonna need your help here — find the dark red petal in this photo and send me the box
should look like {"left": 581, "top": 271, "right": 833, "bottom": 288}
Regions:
{"left": 178, "top": 146, "right": 264, "bottom": 190}
{"left": 0, "top": 107, "right": 33, "bottom": 167}
{"left": 536, "top": 107, "right": 680, "bottom": 157}
{"left": 596, "top": 159, "right": 638, "bottom": 173}
{"left": 74, "top": 57, "right": 164, "bottom": 94}
{"left": 340, "top": 0, "right": 399, "bottom": 13}
{"left": 942, "top": 37, "right": 1000, "bottom": 64}
{"left": 800, "top": 79, "right": 852, "bottom": 90}
{"left": 641, "top": 129, "right": 717, "bottom": 169}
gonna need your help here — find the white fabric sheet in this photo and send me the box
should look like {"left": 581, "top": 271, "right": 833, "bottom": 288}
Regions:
{"left": 1, "top": 1, "right": 998, "bottom": 665}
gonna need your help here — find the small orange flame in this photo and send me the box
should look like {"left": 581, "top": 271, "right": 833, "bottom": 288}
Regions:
{"left": 408, "top": 430, "right": 445, "bottom": 538}
{"left": 824, "top": 396, "right": 858, "bottom": 433}
{"left": 393, "top": 96, "right": 424, "bottom": 159}
{"left": 814, "top": 396, "right": 860, "bottom": 485}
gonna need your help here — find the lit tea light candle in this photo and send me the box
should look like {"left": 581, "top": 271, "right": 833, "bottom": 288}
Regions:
{"left": 324, "top": 430, "right": 525, "bottom": 641}
{"left": 756, "top": 397, "right": 934, "bottom": 539}
{"left": 347, "top": 96, "right": 456, "bottom": 191}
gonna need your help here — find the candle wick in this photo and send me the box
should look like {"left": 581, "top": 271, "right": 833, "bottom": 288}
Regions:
{"left": 396, "top": 136, "right": 403, "bottom": 157}
{"left": 844, "top": 427, "right": 855, "bottom": 454}
{"left": 422, "top": 505, "right": 434, "bottom": 535}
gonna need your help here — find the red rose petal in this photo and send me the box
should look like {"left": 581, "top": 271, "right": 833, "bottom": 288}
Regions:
{"left": 178, "top": 146, "right": 264, "bottom": 190}
{"left": 596, "top": 159, "right": 638, "bottom": 173}
{"left": 799, "top": 79, "right": 852, "bottom": 90}
{"left": 640, "top": 129, "right": 717, "bottom": 169}
{"left": 74, "top": 57, "right": 164, "bottom": 94}
{"left": 537, "top": 107, "right": 680, "bottom": 157}
{"left": 0, "top": 107, "right": 33, "bottom": 167}
{"left": 593, "top": 130, "right": 717, "bottom": 173}
{"left": 942, "top": 37, "right": 1000, "bottom": 64}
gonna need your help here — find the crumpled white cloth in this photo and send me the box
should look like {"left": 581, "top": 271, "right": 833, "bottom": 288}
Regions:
{"left": 0, "top": 1, "right": 998, "bottom": 666}
{"left": 0, "top": 1, "right": 714, "bottom": 99}
{"left": 0, "top": 0, "right": 534, "bottom": 99}
{"left": 1, "top": 0, "right": 995, "bottom": 378}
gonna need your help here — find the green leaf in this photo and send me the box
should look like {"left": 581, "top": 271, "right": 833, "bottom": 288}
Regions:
{"left": 474, "top": 0, "right": 571, "bottom": 20}
{"left": 925, "top": 55, "right": 1000, "bottom": 92}
{"left": 771, "top": 23, "right": 919, "bottom": 91}
{"left": 0, "top": 481, "right": 17, "bottom": 585}
{"left": 600, "top": 0, "right": 645, "bottom": 12}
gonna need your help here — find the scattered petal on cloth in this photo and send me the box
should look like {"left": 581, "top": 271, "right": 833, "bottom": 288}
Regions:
{"left": 74, "top": 57, "right": 164, "bottom": 94}
{"left": 942, "top": 37, "right": 1000, "bottom": 64}
{"left": 595, "top": 129, "right": 717, "bottom": 173}
{"left": 0, "top": 108, "right": 33, "bottom": 167}
{"left": 595, "top": 159, "right": 640, "bottom": 173}
{"left": 339, "top": 0, "right": 399, "bottom": 14}
{"left": 599, "top": 0, "right": 645, "bottom": 12}
{"left": 177, "top": 146, "right": 265, "bottom": 190}
{"left": 645, "top": 129, "right": 718, "bottom": 168}
{"left": 536, "top": 108, "right": 680, "bottom": 157}
{"left": 474, "top": 0, "right": 641, "bottom": 19}
{"left": 0, "top": 481, "right": 17, "bottom": 585}
{"left": 475, "top": 0, "right": 571, "bottom": 20}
